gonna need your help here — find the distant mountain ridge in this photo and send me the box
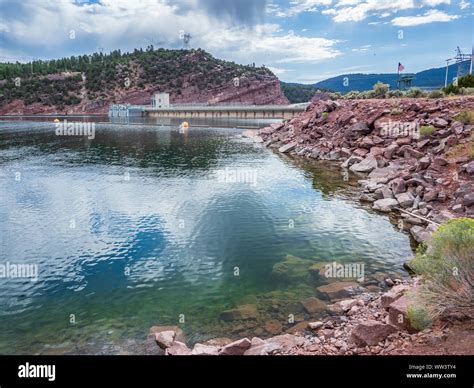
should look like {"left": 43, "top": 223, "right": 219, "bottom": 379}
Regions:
{"left": 0, "top": 48, "right": 288, "bottom": 115}
{"left": 312, "top": 61, "right": 471, "bottom": 92}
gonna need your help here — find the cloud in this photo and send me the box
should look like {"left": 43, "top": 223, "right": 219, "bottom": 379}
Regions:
{"left": 325, "top": 0, "right": 455, "bottom": 23}
{"left": 201, "top": 24, "right": 340, "bottom": 64}
{"left": 391, "top": 9, "right": 460, "bottom": 25}
{"left": 459, "top": 0, "right": 470, "bottom": 9}
{"left": 270, "top": 0, "right": 333, "bottom": 17}
{"left": 267, "top": 66, "right": 290, "bottom": 75}
{"left": 0, "top": 0, "right": 339, "bottom": 69}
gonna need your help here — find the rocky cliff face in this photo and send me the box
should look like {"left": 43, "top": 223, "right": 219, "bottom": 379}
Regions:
{"left": 257, "top": 96, "right": 474, "bottom": 240}
{"left": 0, "top": 49, "right": 288, "bottom": 115}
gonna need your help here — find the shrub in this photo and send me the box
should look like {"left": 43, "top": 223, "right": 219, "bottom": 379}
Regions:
{"left": 442, "top": 83, "right": 459, "bottom": 95}
{"left": 428, "top": 89, "right": 444, "bottom": 99}
{"left": 344, "top": 90, "right": 361, "bottom": 99}
{"left": 458, "top": 74, "right": 474, "bottom": 88}
{"left": 419, "top": 125, "right": 436, "bottom": 138}
{"left": 406, "top": 87, "right": 426, "bottom": 98}
{"left": 407, "top": 304, "right": 433, "bottom": 331}
{"left": 454, "top": 110, "right": 474, "bottom": 124}
{"left": 322, "top": 112, "right": 329, "bottom": 120}
{"left": 360, "top": 90, "right": 375, "bottom": 99}
{"left": 387, "top": 90, "right": 403, "bottom": 98}
{"left": 373, "top": 81, "right": 389, "bottom": 98}
{"left": 409, "top": 218, "right": 474, "bottom": 323}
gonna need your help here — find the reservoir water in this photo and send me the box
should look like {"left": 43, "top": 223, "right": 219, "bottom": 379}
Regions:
{"left": 0, "top": 117, "right": 414, "bottom": 354}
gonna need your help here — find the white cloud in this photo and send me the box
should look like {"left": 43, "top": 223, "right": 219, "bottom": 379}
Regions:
{"left": 1, "top": 0, "right": 340, "bottom": 68}
{"left": 272, "top": 0, "right": 333, "bottom": 17}
{"left": 267, "top": 66, "right": 290, "bottom": 75}
{"left": 392, "top": 9, "right": 460, "bottom": 25}
{"left": 459, "top": 0, "right": 470, "bottom": 9}
{"left": 202, "top": 25, "right": 340, "bottom": 64}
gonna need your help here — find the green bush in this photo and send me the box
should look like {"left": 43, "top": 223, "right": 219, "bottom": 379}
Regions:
{"left": 428, "top": 89, "right": 444, "bottom": 99}
{"left": 419, "top": 125, "right": 436, "bottom": 138}
{"left": 454, "top": 110, "right": 474, "bottom": 124}
{"left": 407, "top": 304, "right": 433, "bottom": 331}
{"left": 442, "top": 83, "right": 459, "bottom": 95}
{"left": 406, "top": 87, "right": 426, "bottom": 98}
{"left": 409, "top": 217, "right": 474, "bottom": 322}
{"left": 387, "top": 90, "right": 404, "bottom": 98}
{"left": 344, "top": 90, "right": 361, "bottom": 99}
{"left": 373, "top": 81, "right": 389, "bottom": 98}
{"left": 458, "top": 74, "right": 474, "bottom": 88}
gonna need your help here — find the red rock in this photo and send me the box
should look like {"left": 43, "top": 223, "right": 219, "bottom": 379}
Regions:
{"left": 219, "top": 338, "right": 252, "bottom": 355}
{"left": 350, "top": 321, "right": 397, "bottom": 346}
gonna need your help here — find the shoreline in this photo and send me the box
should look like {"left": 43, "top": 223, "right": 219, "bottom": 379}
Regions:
{"left": 146, "top": 96, "right": 473, "bottom": 355}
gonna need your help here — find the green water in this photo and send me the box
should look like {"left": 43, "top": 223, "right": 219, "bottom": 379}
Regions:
{"left": 0, "top": 117, "right": 413, "bottom": 354}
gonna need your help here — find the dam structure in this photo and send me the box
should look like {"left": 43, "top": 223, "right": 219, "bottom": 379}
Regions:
{"left": 109, "top": 93, "right": 308, "bottom": 119}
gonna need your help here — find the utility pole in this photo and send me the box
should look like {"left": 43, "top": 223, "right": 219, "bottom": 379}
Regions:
{"left": 444, "top": 58, "right": 451, "bottom": 87}
{"left": 470, "top": 46, "right": 473, "bottom": 75}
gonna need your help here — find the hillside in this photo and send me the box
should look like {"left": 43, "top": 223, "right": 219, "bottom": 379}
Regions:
{"left": 313, "top": 61, "right": 470, "bottom": 92}
{"left": 0, "top": 48, "right": 289, "bottom": 115}
{"left": 280, "top": 82, "right": 330, "bottom": 103}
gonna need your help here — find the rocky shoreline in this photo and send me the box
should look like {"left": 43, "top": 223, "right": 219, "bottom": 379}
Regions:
{"left": 253, "top": 96, "right": 474, "bottom": 245}
{"left": 147, "top": 275, "right": 472, "bottom": 355}
{"left": 146, "top": 97, "right": 473, "bottom": 355}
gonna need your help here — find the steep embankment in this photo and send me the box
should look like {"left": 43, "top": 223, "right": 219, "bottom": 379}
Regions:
{"left": 0, "top": 48, "right": 288, "bottom": 115}
{"left": 257, "top": 96, "right": 474, "bottom": 243}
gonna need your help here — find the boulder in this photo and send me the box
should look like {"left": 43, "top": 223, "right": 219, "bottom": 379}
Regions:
{"left": 317, "top": 281, "right": 363, "bottom": 300}
{"left": 220, "top": 304, "right": 258, "bottom": 322}
{"left": 395, "top": 192, "right": 415, "bottom": 208}
{"left": 350, "top": 154, "right": 378, "bottom": 173}
{"left": 264, "top": 334, "right": 306, "bottom": 353}
{"left": 219, "top": 338, "right": 252, "bottom": 355}
{"left": 372, "top": 198, "right": 398, "bottom": 212}
{"left": 154, "top": 330, "right": 176, "bottom": 349}
{"left": 383, "top": 144, "right": 399, "bottom": 160}
{"left": 388, "top": 296, "right": 418, "bottom": 333}
{"left": 341, "top": 155, "right": 363, "bottom": 168}
{"left": 165, "top": 341, "right": 192, "bottom": 355}
{"left": 350, "top": 321, "right": 397, "bottom": 346}
{"left": 149, "top": 326, "right": 185, "bottom": 343}
{"left": 278, "top": 142, "right": 297, "bottom": 153}
{"left": 423, "top": 190, "right": 438, "bottom": 202}
{"left": 388, "top": 178, "right": 406, "bottom": 195}
{"left": 308, "top": 321, "right": 324, "bottom": 330}
{"left": 381, "top": 285, "right": 410, "bottom": 309}
{"left": 192, "top": 343, "right": 220, "bottom": 355}
{"left": 410, "top": 225, "right": 432, "bottom": 243}
{"left": 243, "top": 341, "right": 281, "bottom": 356}
{"left": 345, "top": 122, "right": 371, "bottom": 139}
{"left": 463, "top": 193, "right": 474, "bottom": 207}
{"left": 300, "top": 297, "right": 327, "bottom": 314}
{"left": 336, "top": 299, "right": 358, "bottom": 312}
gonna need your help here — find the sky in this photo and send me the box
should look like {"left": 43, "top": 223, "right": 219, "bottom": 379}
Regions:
{"left": 0, "top": 0, "right": 472, "bottom": 84}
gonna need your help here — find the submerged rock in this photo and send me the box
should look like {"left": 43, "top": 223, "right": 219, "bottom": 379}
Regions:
{"left": 271, "top": 255, "right": 315, "bottom": 283}
{"left": 317, "top": 281, "right": 363, "bottom": 300}
{"left": 300, "top": 297, "right": 327, "bottom": 314}
{"left": 220, "top": 304, "right": 258, "bottom": 322}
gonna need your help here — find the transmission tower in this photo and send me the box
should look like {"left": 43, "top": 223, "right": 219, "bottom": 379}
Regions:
{"left": 444, "top": 46, "right": 473, "bottom": 87}
{"left": 183, "top": 33, "right": 192, "bottom": 49}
